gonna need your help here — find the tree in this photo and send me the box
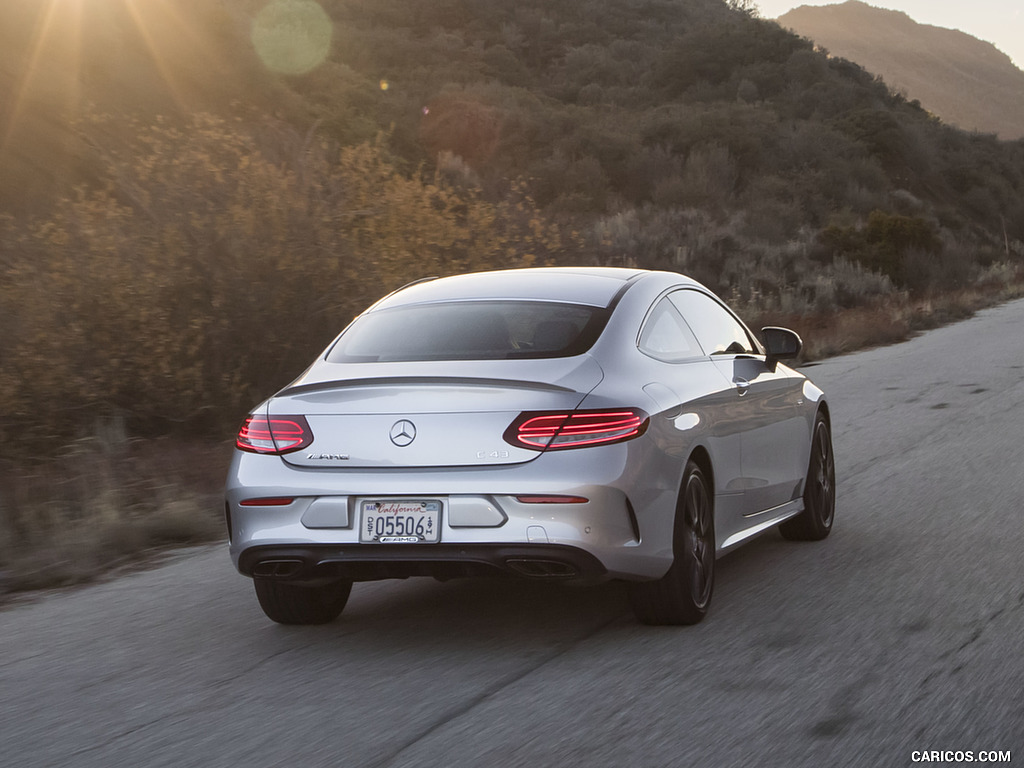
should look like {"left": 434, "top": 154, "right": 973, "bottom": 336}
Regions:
{"left": 727, "top": 0, "right": 760, "bottom": 17}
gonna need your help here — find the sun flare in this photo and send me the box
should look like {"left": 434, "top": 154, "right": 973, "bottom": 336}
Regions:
{"left": 2, "top": 0, "right": 220, "bottom": 154}
{"left": 2, "top": 0, "right": 83, "bottom": 153}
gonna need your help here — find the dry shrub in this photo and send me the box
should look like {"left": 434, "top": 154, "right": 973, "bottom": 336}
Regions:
{"left": 745, "top": 264, "right": 1024, "bottom": 362}
{"left": 0, "top": 429, "right": 227, "bottom": 596}
{"left": 0, "top": 112, "right": 577, "bottom": 452}
{"left": 761, "top": 299, "right": 915, "bottom": 360}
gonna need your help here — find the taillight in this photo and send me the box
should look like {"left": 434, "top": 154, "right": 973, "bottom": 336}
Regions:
{"left": 236, "top": 415, "right": 313, "bottom": 454}
{"left": 504, "top": 408, "right": 649, "bottom": 451}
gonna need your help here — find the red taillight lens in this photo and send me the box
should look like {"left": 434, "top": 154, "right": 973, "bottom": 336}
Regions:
{"left": 236, "top": 415, "right": 313, "bottom": 454}
{"left": 504, "top": 408, "right": 649, "bottom": 451}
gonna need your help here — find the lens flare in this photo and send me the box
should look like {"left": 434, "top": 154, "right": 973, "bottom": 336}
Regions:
{"left": 251, "top": 0, "right": 332, "bottom": 76}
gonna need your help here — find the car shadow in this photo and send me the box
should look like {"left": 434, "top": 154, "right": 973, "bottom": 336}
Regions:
{"left": 249, "top": 528, "right": 824, "bottom": 649}
{"left": 333, "top": 576, "right": 630, "bottom": 645}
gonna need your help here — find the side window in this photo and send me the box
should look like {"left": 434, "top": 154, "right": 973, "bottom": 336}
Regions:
{"left": 668, "top": 290, "right": 757, "bottom": 356}
{"left": 638, "top": 297, "right": 702, "bottom": 362}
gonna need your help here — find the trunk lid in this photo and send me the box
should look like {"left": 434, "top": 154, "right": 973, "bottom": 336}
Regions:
{"left": 270, "top": 357, "right": 604, "bottom": 468}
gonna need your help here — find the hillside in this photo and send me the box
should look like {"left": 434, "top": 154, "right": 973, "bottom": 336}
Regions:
{"left": 778, "top": 1, "right": 1024, "bottom": 140}
{"left": 4, "top": 0, "right": 1023, "bottom": 230}
{"left": 2, "top": 0, "right": 1024, "bottom": 450}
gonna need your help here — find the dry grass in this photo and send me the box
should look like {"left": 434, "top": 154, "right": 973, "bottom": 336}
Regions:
{"left": 748, "top": 273, "right": 1024, "bottom": 362}
{"left": 0, "top": 430, "right": 228, "bottom": 601}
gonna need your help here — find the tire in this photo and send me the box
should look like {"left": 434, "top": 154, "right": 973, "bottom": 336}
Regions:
{"left": 253, "top": 578, "right": 353, "bottom": 625}
{"left": 780, "top": 413, "right": 835, "bottom": 542}
{"left": 629, "top": 460, "right": 715, "bottom": 626}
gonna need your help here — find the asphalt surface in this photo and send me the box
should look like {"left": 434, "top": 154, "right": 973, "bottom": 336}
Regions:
{"left": 3, "top": 299, "right": 1024, "bottom": 768}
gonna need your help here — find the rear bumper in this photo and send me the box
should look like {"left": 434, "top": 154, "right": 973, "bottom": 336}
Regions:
{"left": 238, "top": 543, "right": 608, "bottom": 583}
{"left": 225, "top": 445, "right": 682, "bottom": 581}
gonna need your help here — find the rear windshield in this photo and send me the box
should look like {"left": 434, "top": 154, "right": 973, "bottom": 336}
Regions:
{"left": 327, "top": 301, "right": 608, "bottom": 362}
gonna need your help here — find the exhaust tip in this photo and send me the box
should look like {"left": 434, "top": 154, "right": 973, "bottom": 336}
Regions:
{"left": 252, "top": 558, "right": 305, "bottom": 579}
{"left": 506, "top": 558, "right": 579, "bottom": 579}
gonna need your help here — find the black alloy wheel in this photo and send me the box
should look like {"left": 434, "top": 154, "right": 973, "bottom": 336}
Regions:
{"left": 683, "top": 466, "right": 715, "bottom": 609}
{"left": 780, "top": 413, "right": 835, "bottom": 541}
{"left": 629, "top": 460, "right": 715, "bottom": 625}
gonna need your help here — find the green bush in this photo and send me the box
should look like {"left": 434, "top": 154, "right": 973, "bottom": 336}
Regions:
{"left": 817, "top": 210, "right": 944, "bottom": 289}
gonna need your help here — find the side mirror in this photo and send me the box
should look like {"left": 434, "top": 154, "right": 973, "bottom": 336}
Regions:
{"left": 761, "top": 327, "right": 802, "bottom": 370}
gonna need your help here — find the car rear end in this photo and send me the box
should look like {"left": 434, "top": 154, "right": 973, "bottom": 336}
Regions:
{"left": 225, "top": 269, "right": 677, "bottom": 589}
{"left": 226, "top": 358, "right": 668, "bottom": 585}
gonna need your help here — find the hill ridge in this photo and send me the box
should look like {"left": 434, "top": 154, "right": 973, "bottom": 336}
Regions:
{"left": 778, "top": 0, "right": 1024, "bottom": 139}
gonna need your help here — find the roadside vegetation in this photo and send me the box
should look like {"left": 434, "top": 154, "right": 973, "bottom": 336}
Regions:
{"left": 2, "top": 0, "right": 1023, "bottom": 597}
{"left": 0, "top": 433, "right": 224, "bottom": 595}
{"left": 0, "top": 115, "right": 570, "bottom": 599}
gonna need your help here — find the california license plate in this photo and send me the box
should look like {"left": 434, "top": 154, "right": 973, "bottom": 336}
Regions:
{"left": 360, "top": 499, "right": 441, "bottom": 543}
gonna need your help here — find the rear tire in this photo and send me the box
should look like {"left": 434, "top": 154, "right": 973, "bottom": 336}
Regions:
{"left": 629, "top": 461, "right": 715, "bottom": 625}
{"left": 780, "top": 413, "right": 835, "bottom": 541}
{"left": 254, "top": 578, "right": 353, "bottom": 625}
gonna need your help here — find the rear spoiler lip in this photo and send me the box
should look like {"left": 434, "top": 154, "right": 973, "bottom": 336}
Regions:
{"left": 277, "top": 376, "right": 578, "bottom": 399}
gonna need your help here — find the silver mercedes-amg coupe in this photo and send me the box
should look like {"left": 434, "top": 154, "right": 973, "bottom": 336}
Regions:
{"left": 226, "top": 267, "right": 835, "bottom": 625}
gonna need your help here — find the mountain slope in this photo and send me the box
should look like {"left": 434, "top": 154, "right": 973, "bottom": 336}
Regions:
{"left": 3, "top": 0, "right": 1023, "bottom": 251}
{"left": 778, "top": 0, "right": 1024, "bottom": 139}
{"left": 2, "top": 0, "right": 1024, "bottom": 450}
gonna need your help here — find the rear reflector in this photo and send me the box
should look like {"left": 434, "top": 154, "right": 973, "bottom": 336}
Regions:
{"left": 239, "top": 497, "right": 296, "bottom": 507}
{"left": 504, "top": 408, "right": 649, "bottom": 451}
{"left": 236, "top": 415, "right": 313, "bottom": 455}
{"left": 516, "top": 495, "right": 589, "bottom": 504}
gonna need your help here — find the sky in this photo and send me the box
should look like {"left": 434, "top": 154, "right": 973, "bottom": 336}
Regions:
{"left": 755, "top": 0, "right": 1024, "bottom": 69}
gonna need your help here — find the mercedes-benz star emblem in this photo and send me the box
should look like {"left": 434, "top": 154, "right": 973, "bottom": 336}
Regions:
{"left": 389, "top": 419, "right": 417, "bottom": 447}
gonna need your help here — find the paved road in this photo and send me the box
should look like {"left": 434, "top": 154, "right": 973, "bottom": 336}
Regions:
{"left": 3, "top": 300, "right": 1024, "bottom": 768}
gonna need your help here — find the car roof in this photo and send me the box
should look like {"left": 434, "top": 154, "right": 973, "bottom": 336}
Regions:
{"left": 370, "top": 267, "right": 699, "bottom": 310}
